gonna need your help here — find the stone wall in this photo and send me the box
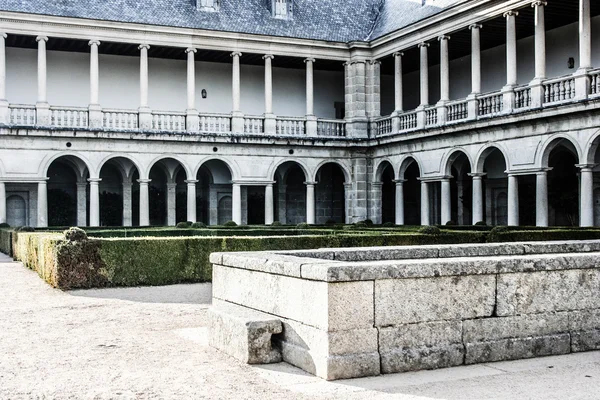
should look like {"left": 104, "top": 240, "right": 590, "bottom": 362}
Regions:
{"left": 210, "top": 240, "right": 600, "bottom": 380}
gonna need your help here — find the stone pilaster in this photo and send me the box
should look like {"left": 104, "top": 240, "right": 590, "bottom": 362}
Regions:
{"left": 344, "top": 61, "right": 369, "bottom": 139}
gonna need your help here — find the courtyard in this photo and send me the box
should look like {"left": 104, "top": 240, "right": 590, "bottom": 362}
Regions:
{"left": 2, "top": 252, "right": 600, "bottom": 400}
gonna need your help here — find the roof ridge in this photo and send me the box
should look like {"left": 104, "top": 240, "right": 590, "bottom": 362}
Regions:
{"left": 364, "top": 0, "right": 386, "bottom": 41}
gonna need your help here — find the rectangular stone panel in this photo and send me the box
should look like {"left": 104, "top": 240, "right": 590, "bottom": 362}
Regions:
{"left": 497, "top": 269, "right": 600, "bottom": 316}
{"left": 465, "top": 334, "right": 571, "bottom": 364}
{"left": 375, "top": 275, "right": 495, "bottom": 326}
{"left": 463, "top": 313, "right": 569, "bottom": 343}
{"left": 380, "top": 344, "right": 465, "bottom": 374}
{"left": 379, "top": 321, "right": 462, "bottom": 349}
{"left": 569, "top": 309, "right": 600, "bottom": 352}
{"left": 213, "top": 265, "right": 373, "bottom": 331}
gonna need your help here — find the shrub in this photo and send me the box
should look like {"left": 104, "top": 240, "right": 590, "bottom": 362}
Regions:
{"left": 354, "top": 221, "right": 368, "bottom": 228}
{"left": 363, "top": 219, "right": 374, "bottom": 226}
{"left": 419, "top": 225, "right": 441, "bottom": 235}
{"left": 64, "top": 227, "right": 88, "bottom": 242}
{"left": 0, "top": 223, "right": 10, "bottom": 228}
{"left": 176, "top": 221, "right": 192, "bottom": 228}
{"left": 325, "top": 219, "right": 336, "bottom": 225}
{"left": 474, "top": 221, "right": 487, "bottom": 226}
{"left": 296, "top": 222, "right": 309, "bottom": 229}
{"left": 15, "top": 226, "right": 35, "bottom": 232}
{"left": 445, "top": 220, "right": 457, "bottom": 226}
{"left": 271, "top": 221, "right": 282, "bottom": 226}
{"left": 223, "top": 221, "right": 238, "bottom": 227}
{"left": 382, "top": 222, "right": 395, "bottom": 227}
{"left": 191, "top": 222, "right": 207, "bottom": 229}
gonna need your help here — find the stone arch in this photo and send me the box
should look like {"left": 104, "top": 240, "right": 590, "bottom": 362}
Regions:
{"left": 584, "top": 131, "right": 600, "bottom": 165}
{"left": 193, "top": 157, "right": 239, "bottom": 182}
{"left": 539, "top": 135, "right": 582, "bottom": 168}
{"left": 147, "top": 155, "right": 193, "bottom": 182}
{"left": 373, "top": 158, "right": 396, "bottom": 182}
{"left": 314, "top": 162, "right": 347, "bottom": 224}
{"left": 195, "top": 159, "right": 235, "bottom": 225}
{"left": 97, "top": 154, "right": 143, "bottom": 181}
{"left": 268, "top": 159, "right": 311, "bottom": 183}
{"left": 273, "top": 161, "right": 308, "bottom": 225}
{"left": 442, "top": 148, "right": 474, "bottom": 177}
{"left": 398, "top": 155, "right": 422, "bottom": 180}
{"left": 475, "top": 144, "right": 510, "bottom": 174}
{"left": 312, "top": 160, "right": 351, "bottom": 183}
{"left": 41, "top": 152, "right": 92, "bottom": 180}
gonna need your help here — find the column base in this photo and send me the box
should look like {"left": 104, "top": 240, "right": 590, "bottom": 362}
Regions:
{"left": 138, "top": 106, "right": 152, "bottom": 130}
{"left": 264, "top": 113, "right": 276, "bottom": 135}
{"left": 36, "top": 102, "right": 51, "bottom": 126}
{"left": 88, "top": 104, "right": 103, "bottom": 129}
{"left": 186, "top": 109, "right": 200, "bottom": 133}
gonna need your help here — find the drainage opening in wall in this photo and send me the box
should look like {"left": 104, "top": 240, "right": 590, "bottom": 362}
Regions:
{"left": 66, "top": 142, "right": 72, "bottom": 148}
{"left": 213, "top": 147, "right": 218, "bottom": 152}
{"left": 289, "top": 149, "right": 294, "bottom": 155}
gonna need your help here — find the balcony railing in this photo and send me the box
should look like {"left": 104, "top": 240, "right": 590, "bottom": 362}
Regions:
{"left": 543, "top": 75, "right": 575, "bottom": 105}
{"left": 317, "top": 119, "right": 346, "bottom": 137}
{"left": 446, "top": 100, "right": 468, "bottom": 123}
{"left": 243, "top": 115, "right": 264, "bottom": 134}
{"left": 478, "top": 92, "right": 504, "bottom": 117}
{"left": 103, "top": 109, "right": 139, "bottom": 130}
{"left": 374, "top": 116, "right": 393, "bottom": 136}
{"left": 151, "top": 111, "right": 186, "bottom": 132}
{"left": 514, "top": 86, "right": 531, "bottom": 110}
{"left": 590, "top": 68, "right": 600, "bottom": 97}
{"left": 50, "top": 106, "right": 89, "bottom": 128}
{"left": 398, "top": 111, "right": 418, "bottom": 132}
{"left": 276, "top": 117, "right": 305, "bottom": 136}
{"left": 8, "top": 104, "right": 36, "bottom": 126}
{"left": 199, "top": 113, "right": 231, "bottom": 133}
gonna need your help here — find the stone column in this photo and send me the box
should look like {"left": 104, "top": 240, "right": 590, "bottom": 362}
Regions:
{"left": 344, "top": 182, "right": 353, "bottom": 224}
{"left": 305, "top": 182, "right": 316, "bottom": 225}
{"left": 437, "top": 35, "right": 450, "bottom": 124}
{"left": 36, "top": 36, "right": 50, "bottom": 125}
{"left": 166, "top": 182, "right": 177, "bottom": 226}
{"left": 263, "top": 55, "right": 276, "bottom": 134}
{"left": 536, "top": 170, "right": 549, "bottom": 227}
{"left": 88, "top": 40, "right": 102, "bottom": 128}
{"left": 231, "top": 52, "right": 244, "bottom": 133}
{"left": 232, "top": 183, "right": 242, "bottom": 225}
{"left": 578, "top": 164, "right": 594, "bottom": 227}
{"left": 440, "top": 178, "right": 451, "bottom": 225}
{"left": 186, "top": 180, "right": 198, "bottom": 223}
{"left": 138, "top": 44, "right": 152, "bottom": 129}
{"left": 122, "top": 180, "right": 132, "bottom": 227}
{"left": 502, "top": 11, "right": 518, "bottom": 113}
{"left": 530, "top": 2, "right": 547, "bottom": 108}
{"left": 467, "top": 24, "right": 482, "bottom": 119}
{"left": 138, "top": 179, "right": 151, "bottom": 226}
{"left": 391, "top": 52, "right": 404, "bottom": 133}
{"left": 575, "top": 0, "right": 592, "bottom": 100}
{"left": 88, "top": 178, "right": 101, "bottom": 227}
{"left": 507, "top": 174, "right": 519, "bottom": 226}
{"left": 456, "top": 179, "right": 464, "bottom": 225}
{"left": 417, "top": 42, "right": 430, "bottom": 129}
{"left": 185, "top": 48, "right": 199, "bottom": 132}
{"left": 370, "top": 182, "right": 383, "bottom": 225}
{"left": 304, "top": 58, "right": 317, "bottom": 136}
{"left": 366, "top": 59, "right": 381, "bottom": 118}
{"left": 76, "top": 182, "right": 87, "bottom": 227}
{"left": 394, "top": 179, "right": 405, "bottom": 225}
{"left": 0, "top": 181, "right": 5, "bottom": 224}
{"left": 469, "top": 173, "right": 485, "bottom": 224}
{"left": 37, "top": 180, "right": 48, "bottom": 228}
{"left": 0, "top": 33, "right": 8, "bottom": 124}
{"left": 265, "top": 183, "right": 274, "bottom": 225}
{"left": 420, "top": 180, "right": 430, "bottom": 226}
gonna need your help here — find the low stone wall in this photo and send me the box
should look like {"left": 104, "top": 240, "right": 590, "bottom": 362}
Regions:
{"left": 209, "top": 241, "right": 600, "bottom": 380}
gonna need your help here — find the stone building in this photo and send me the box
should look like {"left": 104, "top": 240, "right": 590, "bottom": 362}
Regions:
{"left": 0, "top": 0, "right": 599, "bottom": 227}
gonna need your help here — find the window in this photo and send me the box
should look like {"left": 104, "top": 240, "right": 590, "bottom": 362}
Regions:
{"left": 196, "top": 0, "right": 219, "bottom": 12}
{"left": 270, "top": 0, "right": 292, "bottom": 19}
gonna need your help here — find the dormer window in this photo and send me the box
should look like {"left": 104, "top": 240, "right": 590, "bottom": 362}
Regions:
{"left": 270, "top": 0, "right": 293, "bottom": 19}
{"left": 196, "top": 0, "right": 219, "bottom": 12}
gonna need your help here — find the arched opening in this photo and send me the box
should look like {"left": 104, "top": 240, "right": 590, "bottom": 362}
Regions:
{"left": 99, "top": 157, "right": 140, "bottom": 226}
{"left": 274, "top": 162, "right": 307, "bottom": 225}
{"left": 315, "top": 163, "right": 346, "bottom": 224}
{"left": 196, "top": 160, "right": 233, "bottom": 225}
{"left": 481, "top": 148, "right": 508, "bottom": 225}
{"left": 376, "top": 162, "right": 395, "bottom": 224}
{"left": 46, "top": 156, "right": 89, "bottom": 226}
{"left": 547, "top": 143, "right": 579, "bottom": 226}
{"left": 400, "top": 159, "right": 421, "bottom": 225}
{"left": 148, "top": 158, "right": 188, "bottom": 226}
{"left": 447, "top": 152, "right": 472, "bottom": 225}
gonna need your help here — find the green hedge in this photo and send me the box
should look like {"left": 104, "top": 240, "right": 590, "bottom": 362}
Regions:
{"left": 86, "top": 228, "right": 341, "bottom": 238}
{"left": 0, "top": 229, "right": 12, "bottom": 256}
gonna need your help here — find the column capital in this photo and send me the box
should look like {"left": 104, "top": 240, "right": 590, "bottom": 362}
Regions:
{"left": 304, "top": 57, "right": 315, "bottom": 64}
{"left": 535, "top": 167, "right": 553, "bottom": 175}
{"left": 350, "top": 60, "right": 367, "bottom": 65}
{"left": 392, "top": 51, "right": 404, "bottom": 58}
{"left": 1, "top": 33, "right": 7, "bottom": 39}
{"left": 368, "top": 59, "right": 381, "bottom": 66}
{"left": 576, "top": 163, "right": 597, "bottom": 171}
{"left": 304, "top": 181, "right": 317, "bottom": 186}
{"left": 138, "top": 44, "right": 150, "bottom": 50}
{"left": 88, "top": 40, "right": 101, "bottom": 47}
{"left": 76, "top": 182, "right": 88, "bottom": 188}
{"left": 469, "top": 23, "right": 483, "bottom": 30}
{"left": 166, "top": 182, "right": 177, "bottom": 188}
{"left": 531, "top": 0, "right": 547, "bottom": 7}
{"left": 438, "top": 35, "right": 451, "bottom": 42}
{"left": 393, "top": 179, "right": 407, "bottom": 184}
{"left": 262, "top": 54, "right": 274, "bottom": 60}
{"left": 468, "top": 172, "right": 487, "bottom": 178}
{"left": 87, "top": 178, "right": 102, "bottom": 184}
{"left": 137, "top": 178, "right": 152, "bottom": 184}
{"left": 185, "top": 179, "right": 199, "bottom": 184}
{"left": 36, "top": 36, "right": 49, "bottom": 43}
{"left": 185, "top": 47, "right": 197, "bottom": 54}
{"left": 418, "top": 42, "right": 430, "bottom": 48}
{"left": 230, "top": 51, "right": 242, "bottom": 58}
{"left": 503, "top": 10, "right": 519, "bottom": 18}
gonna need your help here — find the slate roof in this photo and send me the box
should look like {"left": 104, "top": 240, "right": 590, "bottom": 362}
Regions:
{"left": 0, "top": 0, "right": 462, "bottom": 43}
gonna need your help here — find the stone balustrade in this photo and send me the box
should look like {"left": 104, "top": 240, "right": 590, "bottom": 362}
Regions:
{"left": 209, "top": 240, "right": 600, "bottom": 380}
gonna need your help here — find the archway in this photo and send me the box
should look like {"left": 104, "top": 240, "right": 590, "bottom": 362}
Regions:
{"left": 375, "top": 161, "right": 395, "bottom": 224}
{"left": 196, "top": 160, "right": 233, "bottom": 225}
{"left": 546, "top": 142, "right": 579, "bottom": 226}
{"left": 480, "top": 148, "right": 508, "bottom": 225}
{"left": 399, "top": 158, "right": 421, "bottom": 225}
{"left": 315, "top": 163, "right": 346, "bottom": 224}
{"left": 274, "top": 162, "right": 307, "bottom": 225}
{"left": 148, "top": 158, "right": 188, "bottom": 226}
{"left": 46, "top": 156, "right": 90, "bottom": 226}
{"left": 446, "top": 151, "right": 472, "bottom": 225}
{"left": 99, "top": 157, "right": 140, "bottom": 226}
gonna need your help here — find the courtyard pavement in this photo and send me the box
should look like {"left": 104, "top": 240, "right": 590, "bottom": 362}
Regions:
{"left": 1, "top": 253, "right": 599, "bottom": 400}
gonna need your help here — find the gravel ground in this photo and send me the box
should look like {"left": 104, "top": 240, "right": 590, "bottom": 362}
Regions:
{"left": 2, "top": 253, "right": 600, "bottom": 400}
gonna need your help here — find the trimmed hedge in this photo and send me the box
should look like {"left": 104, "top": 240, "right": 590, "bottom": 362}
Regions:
{"left": 0, "top": 228, "right": 12, "bottom": 256}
